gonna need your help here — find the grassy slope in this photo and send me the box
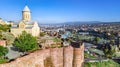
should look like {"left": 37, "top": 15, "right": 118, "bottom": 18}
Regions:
{"left": 85, "top": 60, "right": 120, "bottom": 67}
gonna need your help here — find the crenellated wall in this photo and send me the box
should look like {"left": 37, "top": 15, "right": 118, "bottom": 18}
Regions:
{"left": 0, "top": 44, "right": 84, "bottom": 67}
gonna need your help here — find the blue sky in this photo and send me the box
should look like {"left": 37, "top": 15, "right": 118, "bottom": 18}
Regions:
{"left": 0, "top": 0, "right": 120, "bottom": 23}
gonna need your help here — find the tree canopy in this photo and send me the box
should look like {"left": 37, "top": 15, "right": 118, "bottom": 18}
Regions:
{"left": 0, "top": 24, "right": 11, "bottom": 32}
{"left": 53, "top": 37, "right": 62, "bottom": 42}
{"left": 0, "top": 32, "right": 2, "bottom": 39}
{"left": 14, "top": 31, "right": 39, "bottom": 52}
{"left": 40, "top": 32, "right": 46, "bottom": 37}
{"left": 0, "top": 46, "right": 8, "bottom": 58}
{"left": 94, "top": 37, "right": 100, "bottom": 44}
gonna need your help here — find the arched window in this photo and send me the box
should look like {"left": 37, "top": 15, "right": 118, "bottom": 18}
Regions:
{"left": 26, "top": 15, "right": 27, "bottom": 19}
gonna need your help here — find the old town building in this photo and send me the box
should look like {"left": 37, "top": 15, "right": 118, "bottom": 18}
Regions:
{"left": 10, "top": 6, "right": 40, "bottom": 37}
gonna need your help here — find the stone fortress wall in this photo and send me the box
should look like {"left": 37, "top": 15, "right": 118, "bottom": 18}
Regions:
{"left": 0, "top": 44, "right": 84, "bottom": 67}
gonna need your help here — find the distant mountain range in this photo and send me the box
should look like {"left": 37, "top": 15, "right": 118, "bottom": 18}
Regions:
{"left": 39, "top": 21, "right": 120, "bottom": 25}
{"left": 60, "top": 21, "right": 102, "bottom": 25}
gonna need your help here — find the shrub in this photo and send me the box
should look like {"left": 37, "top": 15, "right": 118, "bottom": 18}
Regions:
{"left": 14, "top": 31, "right": 39, "bottom": 52}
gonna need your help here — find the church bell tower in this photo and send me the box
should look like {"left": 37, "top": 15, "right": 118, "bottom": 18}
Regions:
{"left": 22, "top": 5, "right": 31, "bottom": 21}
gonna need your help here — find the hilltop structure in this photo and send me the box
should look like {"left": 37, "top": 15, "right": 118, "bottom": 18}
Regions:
{"left": 10, "top": 6, "right": 40, "bottom": 37}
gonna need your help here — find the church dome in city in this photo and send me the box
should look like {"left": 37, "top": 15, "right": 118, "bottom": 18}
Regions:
{"left": 23, "top": 5, "right": 30, "bottom": 12}
{"left": 11, "top": 5, "right": 40, "bottom": 37}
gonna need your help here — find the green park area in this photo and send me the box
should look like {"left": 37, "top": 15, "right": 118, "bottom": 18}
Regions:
{"left": 84, "top": 60, "right": 120, "bottom": 67}
{"left": 84, "top": 52, "right": 96, "bottom": 59}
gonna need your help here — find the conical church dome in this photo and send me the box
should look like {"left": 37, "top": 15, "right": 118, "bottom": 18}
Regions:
{"left": 23, "top": 6, "right": 30, "bottom": 12}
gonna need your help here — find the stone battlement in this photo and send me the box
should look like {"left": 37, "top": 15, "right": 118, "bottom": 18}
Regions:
{"left": 0, "top": 43, "right": 84, "bottom": 67}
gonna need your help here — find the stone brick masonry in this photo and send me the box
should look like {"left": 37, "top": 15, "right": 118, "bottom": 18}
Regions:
{"left": 0, "top": 44, "right": 84, "bottom": 67}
